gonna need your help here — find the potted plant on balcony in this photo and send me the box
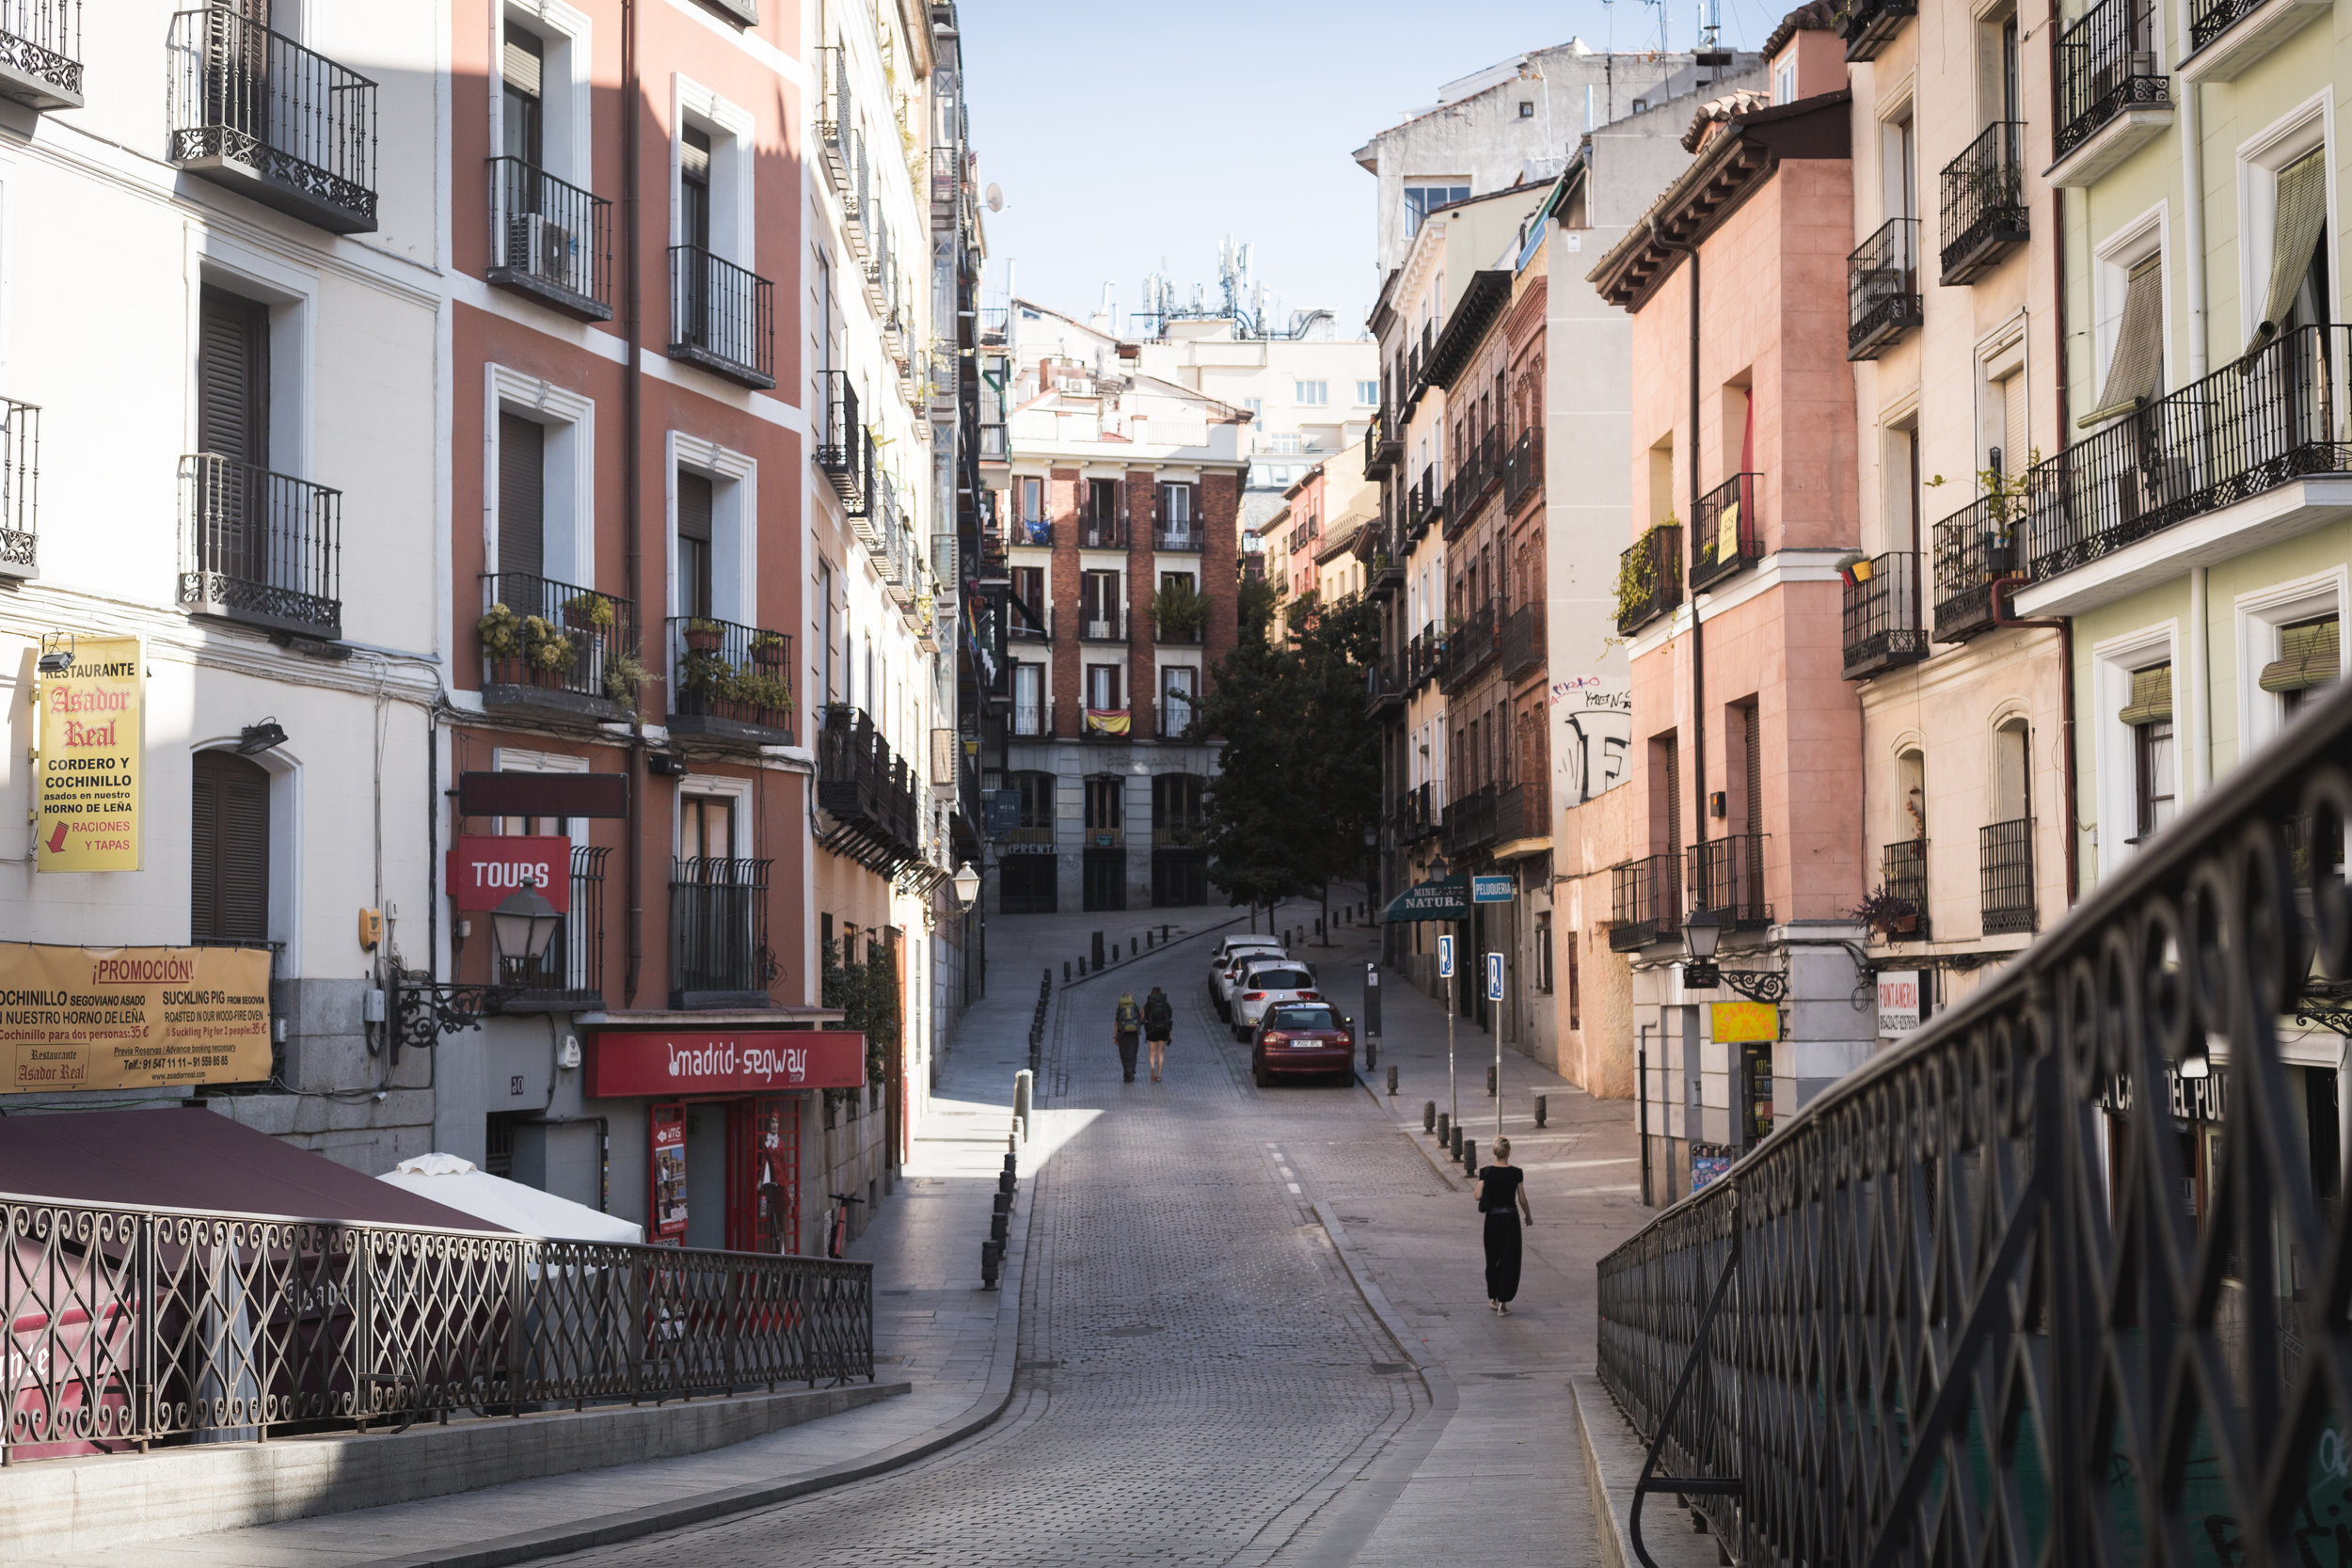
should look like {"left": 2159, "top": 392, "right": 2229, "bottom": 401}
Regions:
{"left": 730, "top": 668, "right": 794, "bottom": 721}
{"left": 1837, "top": 551, "right": 1872, "bottom": 587}
{"left": 562, "top": 592, "right": 615, "bottom": 632}
{"left": 520, "top": 616, "right": 574, "bottom": 683}
{"left": 1849, "top": 884, "right": 1920, "bottom": 939}
{"left": 478, "top": 602, "right": 523, "bottom": 661}
{"left": 603, "top": 651, "right": 649, "bottom": 705}
{"left": 683, "top": 617, "right": 725, "bottom": 654}
{"left": 678, "top": 647, "right": 732, "bottom": 706}
{"left": 749, "top": 630, "right": 789, "bottom": 667}
{"left": 1151, "top": 578, "right": 1207, "bottom": 642}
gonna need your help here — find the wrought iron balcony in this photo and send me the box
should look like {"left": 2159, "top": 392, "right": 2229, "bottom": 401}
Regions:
{"left": 1689, "top": 834, "right": 1769, "bottom": 929}
{"left": 1939, "top": 122, "right": 2027, "bottom": 285}
{"left": 1979, "top": 816, "right": 2036, "bottom": 933}
{"left": 1439, "top": 601, "right": 1499, "bottom": 692}
{"left": 1077, "top": 511, "right": 1123, "bottom": 549}
{"left": 2056, "top": 0, "right": 2169, "bottom": 165}
{"left": 1501, "top": 603, "right": 1545, "bottom": 683}
{"left": 499, "top": 844, "right": 611, "bottom": 1011}
{"left": 1395, "top": 781, "right": 1438, "bottom": 845}
{"left": 167, "top": 7, "right": 376, "bottom": 234}
{"left": 1931, "top": 497, "right": 2016, "bottom": 642}
{"left": 1848, "top": 219, "right": 1922, "bottom": 361}
{"left": 1504, "top": 430, "right": 1544, "bottom": 512}
{"left": 1494, "top": 782, "right": 1546, "bottom": 847}
{"left": 1609, "top": 852, "right": 1681, "bottom": 951}
{"left": 817, "top": 370, "right": 866, "bottom": 510}
{"left": 817, "top": 704, "right": 923, "bottom": 874}
{"left": 1442, "top": 782, "right": 1497, "bottom": 858}
{"left": 1841, "top": 551, "right": 1929, "bottom": 678}
{"left": 1689, "top": 472, "right": 1761, "bottom": 591}
{"left": 0, "top": 0, "right": 79, "bottom": 110}
{"left": 477, "top": 572, "right": 638, "bottom": 721}
{"left": 1152, "top": 517, "right": 1203, "bottom": 551}
{"left": 669, "top": 857, "right": 773, "bottom": 1009}
{"left": 1838, "top": 0, "right": 1915, "bottom": 59}
{"left": 1596, "top": 682, "right": 2352, "bottom": 1568}
{"left": 1078, "top": 609, "right": 1128, "bottom": 643}
{"left": 486, "top": 158, "right": 612, "bottom": 320}
{"left": 1616, "top": 524, "right": 1683, "bottom": 635}
{"left": 668, "top": 617, "right": 794, "bottom": 747}
{"left": 667, "top": 245, "right": 775, "bottom": 389}
{"left": 179, "top": 453, "right": 342, "bottom": 639}
{"left": 1880, "top": 837, "right": 1929, "bottom": 939}
{"left": 978, "top": 421, "right": 1008, "bottom": 463}
{"left": 0, "top": 397, "right": 37, "bottom": 579}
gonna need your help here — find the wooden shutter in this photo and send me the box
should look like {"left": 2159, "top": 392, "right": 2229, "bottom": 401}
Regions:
{"left": 677, "top": 471, "right": 713, "bottom": 542}
{"left": 191, "top": 751, "right": 270, "bottom": 944}
{"left": 498, "top": 413, "right": 546, "bottom": 580}
{"left": 198, "top": 287, "right": 268, "bottom": 469}
{"left": 1742, "top": 703, "right": 1762, "bottom": 837}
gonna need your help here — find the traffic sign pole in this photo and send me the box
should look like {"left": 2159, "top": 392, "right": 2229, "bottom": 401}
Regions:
{"left": 1487, "top": 951, "right": 1506, "bottom": 1143}
{"left": 1438, "top": 933, "right": 1456, "bottom": 1132}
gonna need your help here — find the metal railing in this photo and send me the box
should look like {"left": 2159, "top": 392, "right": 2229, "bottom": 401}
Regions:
{"left": 478, "top": 572, "right": 638, "bottom": 705}
{"left": 1396, "top": 781, "right": 1437, "bottom": 845}
{"left": 2056, "top": 0, "right": 2168, "bottom": 162}
{"left": 1440, "top": 601, "right": 1499, "bottom": 691}
{"left": 1504, "top": 430, "right": 1544, "bottom": 512}
{"left": 2191, "top": 0, "right": 2275, "bottom": 52}
{"left": 1838, "top": 0, "right": 1915, "bottom": 58}
{"left": 1880, "top": 836, "right": 1929, "bottom": 939}
{"left": 1152, "top": 517, "right": 1202, "bottom": 551}
{"left": 1938, "top": 122, "right": 2026, "bottom": 285}
{"left": 179, "top": 453, "right": 342, "bottom": 639}
{"left": 667, "top": 245, "right": 774, "bottom": 388}
{"left": 816, "top": 705, "right": 923, "bottom": 872}
{"left": 1689, "top": 834, "right": 1768, "bottom": 928}
{"left": 1501, "top": 603, "right": 1545, "bottom": 681}
{"left": 817, "top": 370, "right": 865, "bottom": 509}
{"left": 668, "top": 618, "right": 794, "bottom": 742}
{"left": 0, "top": 396, "right": 37, "bottom": 575}
{"left": 1840, "top": 551, "right": 1928, "bottom": 678}
{"left": 1847, "top": 218, "right": 1922, "bottom": 361}
{"left": 498, "top": 843, "right": 611, "bottom": 1005}
{"left": 670, "top": 856, "right": 773, "bottom": 1002}
{"left": 1077, "top": 509, "right": 1123, "bottom": 549}
{"left": 1617, "top": 525, "right": 1683, "bottom": 635}
{"left": 1494, "top": 781, "right": 1545, "bottom": 846}
{"left": 486, "top": 157, "right": 611, "bottom": 317}
{"left": 167, "top": 7, "right": 376, "bottom": 231}
{"left": 1596, "top": 679, "right": 2352, "bottom": 1567}
{"left": 0, "top": 1194, "right": 869, "bottom": 1461}
{"left": 1443, "top": 783, "right": 1497, "bottom": 858}
{"left": 1689, "top": 472, "right": 1761, "bottom": 590}
{"left": 1979, "top": 816, "right": 2036, "bottom": 933}
{"left": 0, "top": 0, "right": 79, "bottom": 106}
{"left": 1929, "top": 496, "right": 2015, "bottom": 641}
{"left": 1363, "top": 407, "right": 1393, "bottom": 479}
{"left": 1609, "top": 852, "right": 1681, "bottom": 951}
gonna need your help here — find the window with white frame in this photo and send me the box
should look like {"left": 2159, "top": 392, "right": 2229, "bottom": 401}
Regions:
{"left": 1404, "top": 182, "right": 1470, "bottom": 235}
{"left": 1356, "top": 380, "right": 1378, "bottom": 405}
{"left": 1295, "top": 379, "right": 1327, "bottom": 405}
{"left": 487, "top": 367, "right": 594, "bottom": 606}
{"left": 2241, "top": 116, "right": 2331, "bottom": 354}
{"left": 667, "top": 435, "right": 755, "bottom": 658}
{"left": 2237, "top": 572, "right": 2346, "bottom": 757}
{"left": 2088, "top": 214, "right": 2166, "bottom": 426}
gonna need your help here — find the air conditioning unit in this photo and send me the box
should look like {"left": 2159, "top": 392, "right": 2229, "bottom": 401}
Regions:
{"left": 508, "top": 214, "right": 578, "bottom": 286}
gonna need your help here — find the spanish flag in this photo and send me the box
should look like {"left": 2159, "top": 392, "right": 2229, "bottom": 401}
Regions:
{"left": 1085, "top": 708, "right": 1131, "bottom": 736}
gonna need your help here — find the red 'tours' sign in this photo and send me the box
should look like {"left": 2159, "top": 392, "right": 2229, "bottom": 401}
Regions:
{"left": 587, "top": 1030, "right": 867, "bottom": 1098}
{"left": 446, "top": 835, "right": 571, "bottom": 912}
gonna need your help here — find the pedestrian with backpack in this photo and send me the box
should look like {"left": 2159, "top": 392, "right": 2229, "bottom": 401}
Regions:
{"left": 1113, "top": 991, "right": 1142, "bottom": 1083}
{"left": 1142, "top": 987, "right": 1174, "bottom": 1083}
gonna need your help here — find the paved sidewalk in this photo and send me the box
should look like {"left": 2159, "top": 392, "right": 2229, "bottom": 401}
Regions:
{"left": 30, "top": 975, "right": 1054, "bottom": 1568}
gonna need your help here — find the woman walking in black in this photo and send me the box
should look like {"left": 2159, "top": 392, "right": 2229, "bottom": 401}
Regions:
{"left": 1475, "top": 1136, "right": 1533, "bottom": 1313}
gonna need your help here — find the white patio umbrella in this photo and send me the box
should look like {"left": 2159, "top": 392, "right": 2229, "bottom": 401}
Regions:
{"left": 377, "top": 1152, "right": 642, "bottom": 1243}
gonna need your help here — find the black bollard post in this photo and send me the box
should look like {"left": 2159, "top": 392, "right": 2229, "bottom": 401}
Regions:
{"left": 1462, "top": 1138, "right": 1476, "bottom": 1171}
{"left": 1130, "top": 937, "right": 1136, "bottom": 958}
{"left": 1534, "top": 1094, "right": 1548, "bottom": 1128}
{"left": 1423, "top": 1101, "right": 1436, "bottom": 1132}
{"left": 1450, "top": 1125, "right": 1463, "bottom": 1162}
{"left": 1387, "top": 1065, "right": 1399, "bottom": 1097}
{"left": 980, "top": 1239, "right": 1002, "bottom": 1290}
{"left": 1437, "top": 1111, "right": 1451, "bottom": 1147}
{"left": 990, "top": 1210, "right": 1009, "bottom": 1243}
{"left": 1365, "top": 1039, "right": 1378, "bottom": 1070}
{"left": 1092, "top": 931, "right": 1105, "bottom": 968}
{"left": 1064, "top": 961, "right": 1072, "bottom": 983}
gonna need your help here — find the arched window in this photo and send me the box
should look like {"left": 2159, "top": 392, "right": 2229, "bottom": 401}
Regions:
{"left": 192, "top": 750, "right": 270, "bottom": 943}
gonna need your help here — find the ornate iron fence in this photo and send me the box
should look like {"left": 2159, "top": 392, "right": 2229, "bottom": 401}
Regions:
{"left": 669, "top": 856, "right": 774, "bottom": 1005}
{"left": 1597, "top": 673, "right": 2352, "bottom": 1567}
{"left": 488, "top": 156, "right": 612, "bottom": 319}
{"left": 1690, "top": 472, "right": 1761, "bottom": 591}
{"left": 0, "top": 0, "right": 78, "bottom": 106}
{"left": 1617, "top": 525, "right": 1684, "bottom": 635}
{"left": 0, "top": 1197, "right": 871, "bottom": 1461}
{"left": 0, "top": 396, "right": 37, "bottom": 575}
{"left": 1842, "top": 551, "right": 1928, "bottom": 678}
{"left": 1979, "top": 816, "right": 2037, "bottom": 934}
{"left": 179, "top": 453, "right": 342, "bottom": 639}
{"left": 1939, "top": 121, "right": 2027, "bottom": 285}
{"left": 2056, "top": 0, "right": 2168, "bottom": 161}
{"left": 1848, "top": 219, "right": 1922, "bottom": 361}
{"left": 667, "top": 245, "right": 774, "bottom": 389}
{"left": 167, "top": 7, "right": 377, "bottom": 231}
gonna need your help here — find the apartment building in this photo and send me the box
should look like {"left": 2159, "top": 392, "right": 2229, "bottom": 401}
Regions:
{"left": 0, "top": 6, "right": 440, "bottom": 1169}
{"left": 1836, "top": 0, "right": 2069, "bottom": 1034}
{"left": 1263, "top": 459, "right": 1377, "bottom": 631}
{"left": 1589, "top": 10, "right": 1866, "bottom": 1172}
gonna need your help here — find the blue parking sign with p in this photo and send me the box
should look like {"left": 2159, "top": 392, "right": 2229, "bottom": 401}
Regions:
{"left": 1438, "top": 935, "right": 1454, "bottom": 977}
{"left": 1486, "top": 952, "right": 1504, "bottom": 1001}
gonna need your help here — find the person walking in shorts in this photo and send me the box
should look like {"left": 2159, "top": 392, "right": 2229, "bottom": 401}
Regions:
{"left": 1113, "top": 991, "right": 1142, "bottom": 1083}
{"left": 1474, "top": 1136, "right": 1534, "bottom": 1313}
{"left": 1142, "top": 987, "right": 1173, "bottom": 1083}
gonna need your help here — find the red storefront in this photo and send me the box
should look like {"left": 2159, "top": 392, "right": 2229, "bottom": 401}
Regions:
{"left": 588, "top": 1029, "right": 866, "bottom": 1254}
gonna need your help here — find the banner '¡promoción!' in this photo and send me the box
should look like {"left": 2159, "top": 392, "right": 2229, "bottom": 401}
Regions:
{"left": 0, "top": 943, "right": 272, "bottom": 1091}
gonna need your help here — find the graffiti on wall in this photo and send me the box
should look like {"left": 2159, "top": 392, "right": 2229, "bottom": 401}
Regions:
{"left": 1553, "top": 676, "right": 1631, "bottom": 803}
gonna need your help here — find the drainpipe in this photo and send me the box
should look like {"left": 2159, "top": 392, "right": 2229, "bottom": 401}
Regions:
{"left": 1994, "top": 579, "right": 2079, "bottom": 903}
{"left": 621, "top": 0, "right": 644, "bottom": 1005}
{"left": 2178, "top": 23, "right": 2213, "bottom": 802}
{"left": 1648, "top": 217, "right": 1706, "bottom": 859}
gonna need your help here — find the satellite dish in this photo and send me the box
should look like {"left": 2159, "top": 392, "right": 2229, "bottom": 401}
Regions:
{"left": 985, "top": 182, "right": 1004, "bottom": 213}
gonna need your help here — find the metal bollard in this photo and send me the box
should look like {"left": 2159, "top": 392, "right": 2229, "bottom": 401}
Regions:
{"left": 1147, "top": 930, "right": 1154, "bottom": 948}
{"left": 1092, "top": 930, "right": 1105, "bottom": 968}
{"left": 990, "top": 1210, "right": 1009, "bottom": 1243}
{"left": 1131, "top": 937, "right": 1137, "bottom": 958}
{"left": 998, "top": 1169, "right": 1016, "bottom": 1196}
{"left": 993, "top": 1190, "right": 1013, "bottom": 1217}
{"left": 1423, "top": 1100, "right": 1436, "bottom": 1132}
{"left": 1365, "top": 1039, "right": 1378, "bottom": 1070}
{"left": 1387, "top": 1065, "right": 1399, "bottom": 1096}
{"left": 1163, "top": 924, "right": 1171, "bottom": 941}
{"left": 1013, "top": 1068, "right": 1033, "bottom": 1142}
{"left": 1316, "top": 917, "right": 1324, "bottom": 937}
{"left": 1534, "top": 1094, "right": 1548, "bottom": 1128}
{"left": 1450, "top": 1124, "right": 1463, "bottom": 1162}
{"left": 1437, "top": 1111, "right": 1450, "bottom": 1146}
{"left": 1462, "top": 1137, "right": 1476, "bottom": 1171}
{"left": 1486, "top": 1065, "right": 1497, "bottom": 1098}
{"left": 980, "top": 1239, "right": 1003, "bottom": 1290}
{"left": 1064, "top": 961, "right": 1072, "bottom": 982}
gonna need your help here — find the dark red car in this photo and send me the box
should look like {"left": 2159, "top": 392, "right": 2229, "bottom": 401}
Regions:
{"left": 1250, "top": 1002, "right": 1356, "bottom": 1087}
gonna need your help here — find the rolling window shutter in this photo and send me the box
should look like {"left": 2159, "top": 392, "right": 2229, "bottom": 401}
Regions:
{"left": 192, "top": 752, "right": 270, "bottom": 944}
{"left": 498, "top": 413, "right": 546, "bottom": 580}
{"left": 2254, "top": 150, "right": 2328, "bottom": 350}
{"left": 1663, "top": 739, "right": 1681, "bottom": 853}
{"left": 2259, "top": 617, "right": 2342, "bottom": 694}
{"left": 2082, "top": 258, "right": 2164, "bottom": 427}
{"left": 677, "top": 471, "right": 713, "bottom": 542}
{"left": 190, "top": 767, "right": 217, "bottom": 941}
{"left": 2118, "top": 662, "right": 2173, "bottom": 727}
{"left": 502, "top": 25, "right": 544, "bottom": 98}
{"left": 1998, "top": 372, "right": 2027, "bottom": 473}
{"left": 1743, "top": 706, "right": 1761, "bottom": 834}
{"left": 198, "top": 287, "right": 267, "bottom": 468}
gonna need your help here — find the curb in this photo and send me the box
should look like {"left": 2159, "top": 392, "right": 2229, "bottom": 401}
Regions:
{"left": 1354, "top": 1070, "right": 1467, "bottom": 1192}
{"left": 1310, "top": 1201, "right": 1455, "bottom": 1415}
{"left": 1571, "top": 1371, "right": 1717, "bottom": 1568}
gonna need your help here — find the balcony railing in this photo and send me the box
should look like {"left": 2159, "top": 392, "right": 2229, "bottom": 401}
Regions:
{"left": 1504, "top": 430, "right": 1544, "bottom": 512}
{"left": 2056, "top": 0, "right": 2169, "bottom": 162}
{"left": 2019, "top": 324, "right": 2352, "bottom": 585}
{"left": 669, "top": 857, "right": 773, "bottom": 1007}
{"left": 0, "top": 397, "right": 37, "bottom": 578}
{"left": 2190, "top": 0, "right": 2292, "bottom": 52}
{"left": 478, "top": 572, "right": 638, "bottom": 718}
{"left": 668, "top": 245, "right": 775, "bottom": 389}
{"left": 669, "top": 617, "right": 794, "bottom": 746}
{"left": 1078, "top": 511, "right": 1123, "bottom": 549}
{"left": 1082, "top": 707, "right": 1131, "bottom": 739}
{"left": 1689, "top": 834, "right": 1769, "bottom": 928}
{"left": 1443, "top": 783, "right": 1497, "bottom": 857}
{"left": 486, "top": 157, "right": 612, "bottom": 320}
{"left": 978, "top": 421, "right": 1007, "bottom": 462}
{"left": 1079, "top": 609, "right": 1128, "bottom": 642}
{"left": 179, "top": 453, "right": 342, "bottom": 639}
{"left": 1689, "top": 472, "right": 1761, "bottom": 591}
{"left": 0, "top": 0, "right": 80, "bottom": 110}
{"left": 1979, "top": 816, "right": 2036, "bottom": 933}
{"left": 167, "top": 7, "right": 377, "bottom": 233}
{"left": 1396, "top": 781, "right": 1437, "bottom": 845}
{"left": 1494, "top": 782, "right": 1546, "bottom": 847}
{"left": 1152, "top": 517, "right": 1203, "bottom": 551}
{"left": 1838, "top": 0, "right": 1915, "bottom": 58}
{"left": 1365, "top": 660, "right": 1404, "bottom": 716}
{"left": 1410, "top": 622, "right": 1441, "bottom": 688}
{"left": 1440, "top": 601, "right": 1500, "bottom": 691}
{"left": 1363, "top": 407, "right": 1395, "bottom": 479}
{"left": 1840, "top": 551, "right": 1929, "bottom": 678}
{"left": 1930, "top": 496, "right": 2016, "bottom": 642}
{"left": 817, "top": 369, "right": 866, "bottom": 510}
{"left": 1153, "top": 697, "right": 1197, "bottom": 739}
{"left": 1880, "top": 837, "right": 1929, "bottom": 940}
{"left": 1501, "top": 603, "right": 1545, "bottom": 682}
{"left": 1616, "top": 524, "right": 1683, "bottom": 635}
{"left": 1938, "top": 122, "right": 2027, "bottom": 285}
{"left": 1596, "top": 682, "right": 2352, "bottom": 1568}
{"left": 1609, "top": 852, "right": 1681, "bottom": 951}
{"left": 818, "top": 705, "right": 923, "bottom": 872}
{"left": 1847, "top": 218, "right": 1922, "bottom": 361}
{"left": 500, "top": 844, "right": 612, "bottom": 1009}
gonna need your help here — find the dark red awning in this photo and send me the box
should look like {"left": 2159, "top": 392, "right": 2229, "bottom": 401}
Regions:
{"left": 0, "top": 1107, "right": 508, "bottom": 1230}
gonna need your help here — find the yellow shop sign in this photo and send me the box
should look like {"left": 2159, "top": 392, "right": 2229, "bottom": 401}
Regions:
{"left": 35, "top": 635, "right": 140, "bottom": 873}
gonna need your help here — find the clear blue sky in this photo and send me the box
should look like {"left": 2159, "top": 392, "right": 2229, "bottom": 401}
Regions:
{"left": 959, "top": 0, "right": 1775, "bottom": 336}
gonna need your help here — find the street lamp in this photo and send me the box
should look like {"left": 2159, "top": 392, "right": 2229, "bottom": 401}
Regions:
{"left": 490, "top": 879, "right": 564, "bottom": 968}
{"left": 952, "top": 862, "right": 981, "bottom": 911}
{"left": 1680, "top": 907, "right": 1724, "bottom": 990}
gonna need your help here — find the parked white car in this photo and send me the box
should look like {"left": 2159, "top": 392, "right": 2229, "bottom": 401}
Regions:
{"left": 1229, "top": 958, "right": 1325, "bottom": 1040}
{"left": 1209, "top": 938, "right": 1286, "bottom": 1015}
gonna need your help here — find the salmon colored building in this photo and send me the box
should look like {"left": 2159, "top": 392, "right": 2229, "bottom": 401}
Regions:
{"left": 1588, "top": 18, "right": 1867, "bottom": 1184}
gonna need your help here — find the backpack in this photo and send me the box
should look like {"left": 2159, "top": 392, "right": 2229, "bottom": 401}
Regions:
{"left": 1143, "top": 994, "right": 1173, "bottom": 1031}
{"left": 1115, "top": 998, "right": 1140, "bottom": 1031}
